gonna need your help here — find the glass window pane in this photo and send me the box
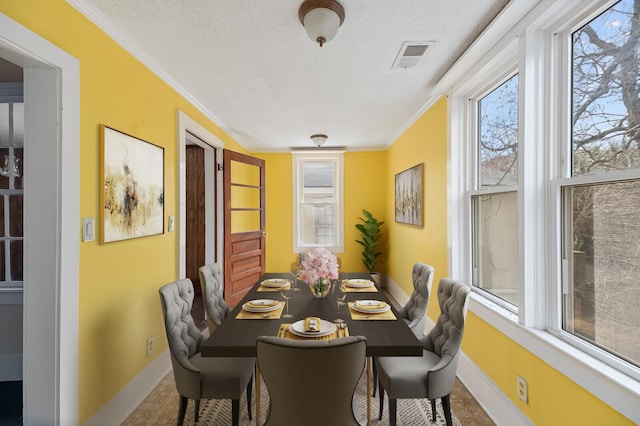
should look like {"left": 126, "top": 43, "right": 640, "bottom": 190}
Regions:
{"left": 230, "top": 185, "right": 260, "bottom": 209}
{"left": 303, "top": 163, "right": 334, "bottom": 188}
{"left": 564, "top": 181, "right": 640, "bottom": 367}
{"left": 478, "top": 75, "right": 518, "bottom": 188}
{"left": 9, "top": 195, "right": 22, "bottom": 237}
{"left": 572, "top": 0, "right": 640, "bottom": 176}
{"left": 473, "top": 192, "right": 518, "bottom": 306}
{"left": 13, "top": 147, "right": 23, "bottom": 190}
{"left": 0, "top": 195, "right": 4, "bottom": 237}
{"left": 0, "top": 104, "right": 8, "bottom": 147}
{"left": 230, "top": 210, "right": 261, "bottom": 233}
{"left": 0, "top": 242, "right": 4, "bottom": 281}
{"left": 0, "top": 147, "right": 8, "bottom": 189}
{"left": 230, "top": 160, "right": 260, "bottom": 186}
{"left": 301, "top": 202, "right": 336, "bottom": 245}
{"left": 12, "top": 103, "right": 24, "bottom": 147}
{"left": 10, "top": 240, "right": 22, "bottom": 281}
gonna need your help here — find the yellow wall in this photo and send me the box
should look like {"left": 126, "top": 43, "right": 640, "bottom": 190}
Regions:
{"left": 463, "top": 314, "right": 632, "bottom": 424}
{"left": 385, "top": 97, "right": 449, "bottom": 315}
{"left": 387, "top": 97, "right": 632, "bottom": 424}
{"left": 1, "top": 1, "right": 633, "bottom": 424}
{"left": 259, "top": 151, "right": 386, "bottom": 273}
{"left": 0, "top": 1, "right": 248, "bottom": 422}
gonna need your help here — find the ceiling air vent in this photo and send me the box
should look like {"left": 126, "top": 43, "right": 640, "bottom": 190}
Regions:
{"left": 392, "top": 41, "right": 432, "bottom": 69}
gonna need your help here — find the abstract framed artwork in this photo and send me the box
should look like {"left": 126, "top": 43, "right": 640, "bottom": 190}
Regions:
{"left": 395, "top": 163, "right": 423, "bottom": 226}
{"left": 100, "top": 125, "right": 164, "bottom": 243}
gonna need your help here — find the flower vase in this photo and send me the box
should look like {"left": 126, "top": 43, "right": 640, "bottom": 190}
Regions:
{"left": 308, "top": 280, "right": 331, "bottom": 298}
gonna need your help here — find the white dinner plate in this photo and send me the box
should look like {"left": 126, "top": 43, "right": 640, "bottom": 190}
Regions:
{"left": 242, "top": 299, "right": 281, "bottom": 313}
{"left": 261, "top": 278, "right": 288, "bottom": 288}
{"left": 289, "top": 319, "right": 336, "bottom": 337}
{"left": 352, "top": 300, "right": 391, "bottom": 314}
{"left": 345, "top": 279, "right": 375, "bottom": 288}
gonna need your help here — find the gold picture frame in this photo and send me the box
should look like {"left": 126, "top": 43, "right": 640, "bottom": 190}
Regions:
{"left": 395, "top": 163, "right": 423, "bottom": 226}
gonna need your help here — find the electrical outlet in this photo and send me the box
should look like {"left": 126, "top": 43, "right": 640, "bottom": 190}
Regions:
{"left": 517, "top": 375, "right": 528, "bottom": 403}
{"left": 146, "top": 336, "right": 155, "bottom": 357}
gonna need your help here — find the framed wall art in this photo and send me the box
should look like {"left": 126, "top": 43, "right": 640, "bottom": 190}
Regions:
{"left": 395, "top": 163, "right": 423, "bottom": 226}
{"left": 100, "top": 125, "right": 164, "bottom": 243}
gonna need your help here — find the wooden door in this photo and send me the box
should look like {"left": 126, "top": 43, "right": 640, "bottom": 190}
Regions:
{"left": 186, "top": 145, "right": 205, "bottom": 296}
{"left": 223, "top": 150, "right": 265, "bottom": 307}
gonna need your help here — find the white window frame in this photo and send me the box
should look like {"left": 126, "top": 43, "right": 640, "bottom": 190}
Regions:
{"left": 292, "top": 150, "right": 344, "bottom": 253}
{"left": 449, "top": 0, "right": 640, "bottom": 421}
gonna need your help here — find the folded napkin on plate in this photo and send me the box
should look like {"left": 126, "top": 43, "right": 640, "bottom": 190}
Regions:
{"left": 246, "top": 300, "right": 278, "bottom": 309}
{"left": 355, "top": 301, "right": 387, "bottom": 310}
{"left": 304, "top": 317, "right": 321, "bottom": 332}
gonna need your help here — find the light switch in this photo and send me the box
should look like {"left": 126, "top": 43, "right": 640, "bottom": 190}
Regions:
{"left": 82, "top": 217, "right": 95, "bottom": 242}
{"left": 168, "top": 215, "right": 175, "bottom": 232}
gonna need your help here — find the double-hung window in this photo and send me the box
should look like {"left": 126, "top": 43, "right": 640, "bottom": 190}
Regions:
{"left": 451, "top": 0, "right": 640, "bottom": 387}
{"left": 559, "top": 0, "right": 640, "bottom": 370}
{"left": 292, "top": 151, "right": 344, "bottom": 253}
{"left": 472, "top": 74, "right": 519, "bottom": 309}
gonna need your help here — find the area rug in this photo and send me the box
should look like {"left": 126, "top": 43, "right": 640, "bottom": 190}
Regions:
{"left": 181, "top": 374, "right": 461, "bottom": 425}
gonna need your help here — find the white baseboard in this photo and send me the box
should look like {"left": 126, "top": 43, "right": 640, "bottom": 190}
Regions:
{"left": 83, "top": 349, "right": 171, "bottom": 426}
{"left": 457, "top": 351, "right": 533, "bottom": 425}
{"left": 0, "top": 353, "right": 22, "bottom": 381}
{"left": 384, "top": 275, "right": 410, "bottom": 307}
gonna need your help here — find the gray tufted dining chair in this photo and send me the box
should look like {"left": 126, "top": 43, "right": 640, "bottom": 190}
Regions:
{"left": 198, "top": 263, "right": 230, "bottom": 334}
{"left": 372, "top": 262, "right": 434, "bottom": 397}
{"left": 256, "top": 335, "right": 367, "bottom": 426}
{"left": 159, "top": 278, "right": 255, "bottom": 426}
{"left": 375, "top": 278, "right": 471, "bottom": 426}
{"left": 397, "top": 263, "right": 435, "bottom": 337}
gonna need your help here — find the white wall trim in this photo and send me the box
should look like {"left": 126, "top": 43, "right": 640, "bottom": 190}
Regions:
{"left": 177, "top": 111, "right": 224, "bottom": 279}
{"left": 83, "top": 350, "right": 171, "bottom": 426}
{"left": 0, "top": 11, "right": 80, "bottom": 426}
{"left": 383, "top": 275, "right": 410, "bottom": 308}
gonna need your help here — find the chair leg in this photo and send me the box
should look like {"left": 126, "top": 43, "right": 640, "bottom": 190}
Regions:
{"left": 389, "top": 398, "right": 397, "bottom": 426}
{"left": 372, "top": 360, "right": 378, "bottom": 396}
{"left": 246, "top": 374, "right": 253, "bottom": 420}
{"left": 231, "top": 399, "right": 240, "bottom": 426}
{"left": 176, "top": 396, "right": 188, "bottom": 426}
{"left": 442, "top": 394, "right": 453, "bottom": 426}
{"left": 194, "top": 399, "right": 200, "bottom": 423}
{"left": 431, "top": 399, "right": 437, "bottom": 422}
{"left": 378, "top": 379, "right": 384, "bottom": 420}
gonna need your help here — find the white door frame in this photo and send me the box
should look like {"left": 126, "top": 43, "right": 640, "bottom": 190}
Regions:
{"left": 177, "top": 111, "right": 224, "bottom": 277}
{"left": 0, "top": 13, "right": 80, "bottom": 425}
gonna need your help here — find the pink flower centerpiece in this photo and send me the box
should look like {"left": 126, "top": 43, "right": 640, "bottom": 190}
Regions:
{"left": 298, "top": 247, "right": 339, "bottom": 298}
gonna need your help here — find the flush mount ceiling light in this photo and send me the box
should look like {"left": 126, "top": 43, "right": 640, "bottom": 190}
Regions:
{"left": 298, "top": 0, "right": 345, "bottom": 47}
{"left": 310, "top": 134, "right": 328, "bottom": 147}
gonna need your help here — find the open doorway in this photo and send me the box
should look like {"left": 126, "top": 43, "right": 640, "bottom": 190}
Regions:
{"left": 1, "top": 14, "right": 80, "bottom": 424}
{"left": 0, "top": 56, "right": 24, "bottom": 425}
{"left": 178, "top": 112, "right": 223, "bottom": 329}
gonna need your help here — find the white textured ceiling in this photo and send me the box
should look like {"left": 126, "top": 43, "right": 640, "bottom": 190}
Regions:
{"left": 72, "top": 0, "right": 509, "bottom": 152}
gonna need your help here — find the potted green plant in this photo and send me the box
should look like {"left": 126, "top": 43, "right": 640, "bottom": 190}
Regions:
{"left": 355, "top": 209, "right": 384, "bottom": 284}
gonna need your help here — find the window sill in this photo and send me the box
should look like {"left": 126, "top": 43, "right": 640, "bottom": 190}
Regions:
{"left": 469, "top": 292, "right": 640, "bottom": 423}
{"left": 0, "top": 288, "right": 23, "bottom": 305}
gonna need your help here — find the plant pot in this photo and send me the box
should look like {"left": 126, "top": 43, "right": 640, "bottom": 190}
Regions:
{"left": 308, "top": 280, "right": 332, "bottom": 298}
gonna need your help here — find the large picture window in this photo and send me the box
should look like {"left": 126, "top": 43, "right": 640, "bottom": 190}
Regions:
{"left": 292, "top": 151, "right": 344, "bottom": 252}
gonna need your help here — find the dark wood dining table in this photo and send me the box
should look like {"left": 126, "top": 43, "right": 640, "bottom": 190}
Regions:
{"left": 201, "top": 272, "right": 422, "bottom": 425}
